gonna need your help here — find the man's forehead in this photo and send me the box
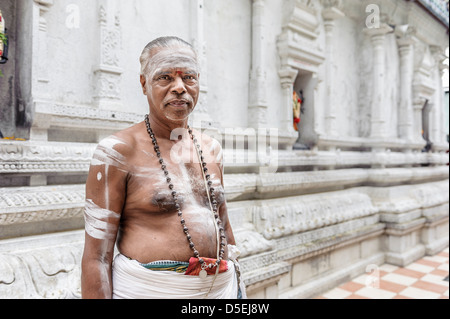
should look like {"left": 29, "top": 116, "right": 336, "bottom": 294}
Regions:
{"left": 155, "top": 68, "right": 198, "bottom": 76}
{"left": 148, "top": 46, "right": 199, "bottom": 76}
{"left": 150, "top": 45, "right": 197, "bottom": 60}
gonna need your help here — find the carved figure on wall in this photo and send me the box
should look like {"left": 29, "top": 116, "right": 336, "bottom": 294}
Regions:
{"left": 0, "top": 9, "right": 8, "bottom": 77}
{"left": 0, "top": 10, "right": 5, "bottom": 59}
{"left": 293, "top": 89, "right": 304, "bottom": 131}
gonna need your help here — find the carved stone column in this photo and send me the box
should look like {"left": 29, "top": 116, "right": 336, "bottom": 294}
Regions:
{"left": 190, "top": 0, "right": 212, "bottom": 125}
{"left": 412, "top": 44, "right": 435, "bottom": 148}
{"left": 93, "top": 0, "right": 123, "bottom": 110}
{"left": 430, "top": 45, "right": 447, "bottom": 148}
{"left": 397, "top": 33, "right": 415, "bottom": 143}
{"left": 278, "top": 66, "right": 298, "bottom": 135}
{"left": 248, "top": 0, "right": 268, "bottom": 128}
{"left": 33, "top": 0, "right": 53, "bottom": 98}
{"left": 364, "top": 24, "right": 393, "bottom": 140}
{"left": 28, "top": 0, "right": 53, "bottom": 142}
{"left": 413, "top": 97, "right": 427, "bottom": 144}
{"left": 321, "top": 3, "right": 344, "bottom": 137}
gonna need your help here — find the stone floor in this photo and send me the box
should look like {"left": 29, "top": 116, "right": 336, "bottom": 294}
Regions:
{"left": 314, "top": 247, "right": 449, "bottom": 299}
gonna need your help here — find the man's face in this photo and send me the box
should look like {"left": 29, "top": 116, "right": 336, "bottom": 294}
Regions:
{"left": 141, "top": 46, "right": 200, "bottom": 123}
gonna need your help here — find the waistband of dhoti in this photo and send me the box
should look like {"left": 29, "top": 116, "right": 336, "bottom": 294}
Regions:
{"left": 139, "top": 260, "right": 189, "bottom": 273}
{"left": 124, "top": 255, "right": 228, "bottom": 275}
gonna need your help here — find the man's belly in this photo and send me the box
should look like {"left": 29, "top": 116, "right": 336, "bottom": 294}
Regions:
{"left": 116, "top": 213, "right": 228, "bottom": 264}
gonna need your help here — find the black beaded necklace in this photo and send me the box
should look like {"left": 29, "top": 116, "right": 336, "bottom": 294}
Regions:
{"left": 144, "top": 114, "right": 226, "bottom": 279}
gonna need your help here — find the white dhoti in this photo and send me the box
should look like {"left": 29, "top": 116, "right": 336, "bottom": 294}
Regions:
{"left": 112, "top": 253, "right": 241, "bottom": 299}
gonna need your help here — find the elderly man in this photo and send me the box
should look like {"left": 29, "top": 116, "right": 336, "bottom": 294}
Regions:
{"left": 81, "top": 36, "right": 245, "bottom": 299}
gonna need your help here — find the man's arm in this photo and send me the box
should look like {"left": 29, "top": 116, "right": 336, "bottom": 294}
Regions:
{"left": 81, "top": 136, "right": 128, "bottom": 299}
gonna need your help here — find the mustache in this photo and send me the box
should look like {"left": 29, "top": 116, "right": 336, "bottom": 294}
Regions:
{"left": 164, "top": 97, "right": 193, "bottom": 105}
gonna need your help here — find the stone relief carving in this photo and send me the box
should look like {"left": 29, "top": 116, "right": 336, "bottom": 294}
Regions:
{"left": 253, "top": 191, "right": 378, "bottom": 240}
{"left": 95, "top": 71, "right": 121, "bottom": 99}
{"left": 320, "top": 0, "right": 343, "bottom": 10}
{"left": 0, "top": 243, "right": 83, "bottom": 298}
{"left": 94, "top": 4, "right": 123, "bottom": 108}
{"left": 98, "top": 5, "right": 107, "bottom": 24}
{"left": 234, "top": 228, "right": 274, "bottom": 258}
{"left": 101, "top": 29, "right": 120, "bottom": 67}
{"left": 0, "top": 185, "right": 85, "bottom": 238}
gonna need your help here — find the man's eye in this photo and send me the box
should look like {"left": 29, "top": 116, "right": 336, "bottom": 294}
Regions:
{"left": 184, "top": 75, "right": 197, "bottom": 81}
{"left": 157, "top": 75, "right": 171, "bottom": 81}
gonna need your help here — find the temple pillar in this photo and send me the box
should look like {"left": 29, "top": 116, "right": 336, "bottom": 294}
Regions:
{"left": 364, "top": 23, "right": 393, "bottom": 141}
{"left": 321, "top": 4, "right": 344, "bottom": 137}
{"left": 248, "top": 0, "right": 268, "bottom": 129}
{"left": 397, "top": 34, "right": 415, "bottom": 143}
{"left": 430, "top": 45, "right": 448, "bottom": 149}
{"left": 278, "top": 66, "right": 298, "bottom": 135}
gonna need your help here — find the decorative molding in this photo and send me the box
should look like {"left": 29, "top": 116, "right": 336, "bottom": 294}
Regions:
{"left": 31, "top": 101, "right": 142, "bottom": 138}
{"left": 253, "top": 191, "right": 378, "bottom": 239}
{"left": 0, "top": 141, "right": 94, "bottom": 174}
{"left": 93, "top": 3, "right": 123, "bottom": 109}
{"left": 0, "top": 185, "right": 85, "bottom": 238}
{"left": 276, "top": 220, "right": 384, "bottom": 263}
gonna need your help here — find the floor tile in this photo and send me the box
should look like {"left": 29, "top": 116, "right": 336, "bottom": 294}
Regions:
{"left": 399, "top": 287, "right": 441, "bottom": 299}
{"left": 412, "top": 280, "right": 448, "bottom": 294}
{"left": 313, "top": 247, "right": 449, "bottom": 299}
{"left": 393, "top": 294, "right": 412, "bottom": 299}
{"left": 352, "top": 274, "right": 370, "bottom": 286}
{"left": 405, "top": 263, "right": 435, "bottom": 274}
{"left": 420, "top": 274, "right": 449, "bottom": 287}
{"left": 437, "top": 263, "right": 449, "bottom": 271}
{"left": 423, "top": 255, "right": 448, "bottom": 264}
{"left": 345, "top": 294, "right": 370, "bottom": 299}
{"left": 393, "top": 267, "right": 426, "bottom": 279}
{"left": 322, "top": 288, "right": 352, "bottom": 299}
{"left": 416, "top": 258, "right": 442, "bottom": 268}
{"left": 339, "top": 281, "right": 365, "bottom": 293}
{"left": 430, "top": 269, "right": 448, "bottom": 277}
{"left": 378, "top": 279, "right": 407, "bottom": 293}
{"left": 354, "top": 287, "right": 397, "bottom": 299}
{"left": 379, "top": 264, "right": 398, "bottom": 273}
{"left": 382, "top": 273, "right": 418, "bottom": 286}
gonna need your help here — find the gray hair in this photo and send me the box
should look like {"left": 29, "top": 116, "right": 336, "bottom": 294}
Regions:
{"left": 139, "top": 36, "right": 198, "bottom": 77}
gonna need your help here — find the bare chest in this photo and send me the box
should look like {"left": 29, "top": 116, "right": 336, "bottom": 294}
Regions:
{"left": 125, "top": 160, "right": 224, "bottom": 215}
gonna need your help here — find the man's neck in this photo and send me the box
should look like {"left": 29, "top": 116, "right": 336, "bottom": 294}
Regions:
{"left": 147, "top": 115, "right": 189, "bottom": 142}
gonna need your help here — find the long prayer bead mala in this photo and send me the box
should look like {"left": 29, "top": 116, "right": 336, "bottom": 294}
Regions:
{"left": 144, "top": 114, "right": 226, "bottom": 278}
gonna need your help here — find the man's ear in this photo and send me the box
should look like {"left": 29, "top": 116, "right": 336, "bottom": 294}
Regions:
{"left": 140, "top": 74, "right": 147, "bottom": 95}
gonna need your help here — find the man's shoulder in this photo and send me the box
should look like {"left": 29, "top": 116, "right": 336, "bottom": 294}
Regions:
{"left": 97, "top": 122, "right": 144, "bottom": 156}
{"left": 196, "top": 130, "right": 221, "bottom": 147}
{"left": 196, "top": 130, "right": 223, "bottom": 164}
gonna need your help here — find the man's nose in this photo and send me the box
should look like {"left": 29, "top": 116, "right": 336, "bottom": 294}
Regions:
{"left": 171, "top": 76, "right": 186, "bottom": 95}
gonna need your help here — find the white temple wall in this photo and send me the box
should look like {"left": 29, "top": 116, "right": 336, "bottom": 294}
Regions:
{"left": 332, "top": 16, "right": 361, "bottom": 138}
{"left": 205, "top": 0, "right": 252, "bottom": 128}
